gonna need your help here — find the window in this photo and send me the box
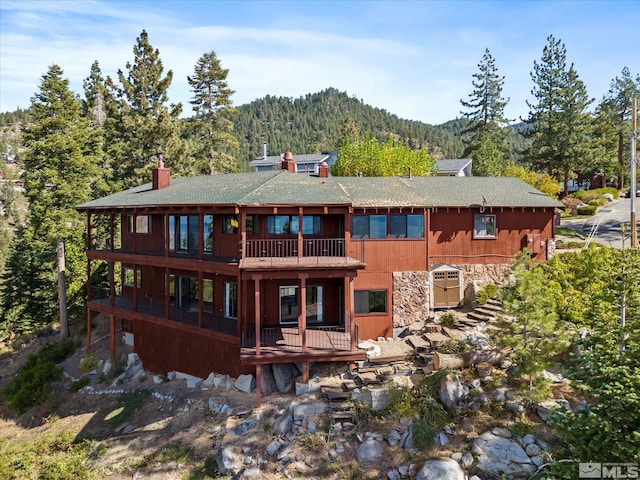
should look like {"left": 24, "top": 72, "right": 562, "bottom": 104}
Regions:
{"left": 355, "top": 290, "right": 387, "bottom": 314}
{"left": 267, "top": 215, "right": 320, "bottom": 235}
{"left": 245, "top": 215, "right": 259, "bottom": 234}
{"left": 204, "top": 215, "right": 214, "bottom": 253}
{"left": 169, "top": 275, "right": 199, "bottom": 310}
{"left": 123, "top": 267, "right": 141, "bottom": 288}
{"left": 127, "top": 215, "right": 151, "bottom": 234}
{"left": 223, "top": 215, "right": 239, "bottom": 234}
{"left": 352, "top": 215, "right": 387, "bottom": 238}
{"left": 474, "top": 214, "right": 496, "bottom": 239}
{"left": 390, "top": 214, "right": 424, "bottom": 238}
{"left": 169, "top": 215, "right": 200, "bottom": 253}
{"left": 224, "top": 282, "right": 238, "bottom": 318}
{"left": 223, "top": 215, "right": 258, "bottom": 234}
{"left": 278, "top": 285, "right": 324, "bottom": 324}
{"left": 202, "top": 279, "right": 213, "bottom": 312}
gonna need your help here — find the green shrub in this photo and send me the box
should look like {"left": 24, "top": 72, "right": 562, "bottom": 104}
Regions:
{"left": 587, "top": 198, "right": 607, "bottom": 207}
{"left": 439, "top": 311, "right": 457, "bottom": 327}
{"left": 577, "top": 205, "right": 597, "bottom": 216}
{"left": 69, "top": 377, "right": 90, "bottom": 392}
{"left": 2, "top": 340, "right": 75, "bottom": 413}
{"left": 78, "top": 354, "right": 100, "bottom": 373}
{"left": 477, "top": 284, "right": 499, "bottom": 305}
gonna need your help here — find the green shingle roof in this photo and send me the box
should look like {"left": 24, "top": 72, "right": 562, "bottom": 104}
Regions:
{"left": 77, "top": 170, "right": 563, "bottom": 211}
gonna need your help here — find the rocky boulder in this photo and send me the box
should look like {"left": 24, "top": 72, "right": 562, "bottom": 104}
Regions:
{"left": 473, "top": 431, "right": 535, "bottom": 477}
{"left": 416, "top": 458, "right": 465, "bottom": 480}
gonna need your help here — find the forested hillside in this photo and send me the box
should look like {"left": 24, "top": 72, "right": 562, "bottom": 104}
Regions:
{"left": 231, "top": 88, "right": 467, "bottom": 167}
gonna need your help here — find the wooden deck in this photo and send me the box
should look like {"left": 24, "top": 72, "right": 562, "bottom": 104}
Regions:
{"left": 239, "top": 255, "right": 365, "bottom": 271}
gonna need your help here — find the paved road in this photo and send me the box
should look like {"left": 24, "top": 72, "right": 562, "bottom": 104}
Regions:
{"left": 561, "top": 197, "right": 640, "bottom": 249}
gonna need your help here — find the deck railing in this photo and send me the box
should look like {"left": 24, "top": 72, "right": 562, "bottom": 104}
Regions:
{"left": 244, "top": 238, "right": 346, "bottom": 258}
{"left": 241, "top": 324, "right": 358, "bottom": 353}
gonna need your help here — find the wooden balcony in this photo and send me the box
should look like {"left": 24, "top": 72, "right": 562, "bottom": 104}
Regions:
{"left": 87, "top": 292, "right": 237, "bottom": 337}
{"left": 239, "top": 238, "right": 365, "bottom": 271}
{"left": 240, "top": 324, "right": 365, "bottom": 364}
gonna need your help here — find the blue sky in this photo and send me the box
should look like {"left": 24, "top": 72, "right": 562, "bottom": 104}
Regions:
{"left": 1, "top": 0, "right": 638, "bottom": 125}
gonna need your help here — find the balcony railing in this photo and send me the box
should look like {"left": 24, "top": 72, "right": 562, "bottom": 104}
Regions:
{"left": 244, "top": 238, "right": 345, "bottom": 258}
{"left": 241, "top": 324, "right": 358, "bottom": 354}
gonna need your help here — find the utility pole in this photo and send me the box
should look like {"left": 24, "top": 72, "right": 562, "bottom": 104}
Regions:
{"left": 631, "top": 96, "right": 637, "bottom": 248}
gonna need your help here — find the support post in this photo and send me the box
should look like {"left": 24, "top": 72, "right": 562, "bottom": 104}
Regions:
{"left": 300, "top": 274, "right": 307, "bottom": 353}
{"left": 110, "top": 314, "right": 116, "bottom": 360}
{"left": 631, "top": 96, "right": 637, "bottom": 248}
{"left": 255, "top": 365, "right": 262, "bottom": 408}
{"left": 254, "top": 276, "right": 261, "bottom": 356}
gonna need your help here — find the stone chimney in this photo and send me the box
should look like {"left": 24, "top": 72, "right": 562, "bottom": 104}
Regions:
{"left": 152, "top": 153, "right": 171, "bottom": 190}
{"left": 318, "top": 160, "right": 329, "bottom": 178}
{"left": 281, "top": 151, "right": 296, "bottom": 172}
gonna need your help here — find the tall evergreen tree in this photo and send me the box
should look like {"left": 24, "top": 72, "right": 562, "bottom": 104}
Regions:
{"left": 111, "top": 30, "right": 185, "bottom": 186}
{"left": 524, "top": 35, "right": 594, "bottom": 193}
{"left": 460, "top": 48, "right": 511, "bottom": 175}
{"left": 0, "top": 65, "right": 102, "bottom": 334}
{"left": 597, "top": 67, "right": 640, "bottom": 189}
{"left": 186, "top": 51, "right": 239, "bottom": 174}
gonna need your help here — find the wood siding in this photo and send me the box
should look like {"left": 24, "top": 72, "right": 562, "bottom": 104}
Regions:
{"left": 428, "top": 208, "right": 554, "bottom": 264}
{"left": 133, "top": 319, "right": 252, "bottom": 378}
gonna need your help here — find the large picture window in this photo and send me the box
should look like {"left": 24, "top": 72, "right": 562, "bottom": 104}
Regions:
{"left": 355, "top": 290, "right": 387, "bottom": 314}
{"left": 169, "top": 215, "right": 200, "bottom": 253}
{"left": 474, "top": 214, "right": 496, "bottom": 239}
{"left": 352, "top": 215, "right": 387, "bottom": 238}
{"left": 390, "top": 214, "right": 424, "bottom": 238}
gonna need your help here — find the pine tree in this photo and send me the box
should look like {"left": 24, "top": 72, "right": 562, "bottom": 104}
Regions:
{"left": 524, "top": 36, "right": 595, "bottom": 193}
{"left": 460, "top": 48, "right": 511, "bottom": 175}
{"left": 0, "top": 65, "right": 102, "bottom": 334}
{"left": 496, "top": 256, "right": 569, "bottom": 392}
{"left": 597, "top": 67, "right": 640, "bottom": 189}
{"left": 186, "top": 51, "right": 239, "bottom": 174}
{"left": 111, "top": 30, "right": 185, "bottom": 186}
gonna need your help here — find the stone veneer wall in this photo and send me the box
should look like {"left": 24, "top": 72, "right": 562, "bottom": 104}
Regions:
{"left": 457, "top": 263, "right": 514, "bottom": 291}
{"left": 392, "top": 271, "right": 431, "bottom": 327}
{"left": 391, "top": 264, "right": 516, "bottom": 328}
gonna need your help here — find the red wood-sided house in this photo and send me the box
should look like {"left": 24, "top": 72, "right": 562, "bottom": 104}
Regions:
{"left": 76, "top": 155, "right": 561, "bottom": 397}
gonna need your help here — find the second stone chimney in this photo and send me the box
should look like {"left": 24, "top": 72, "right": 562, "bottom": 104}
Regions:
{"left": 281, "top": 151, "right": 296, "bottom": 172}
{"left": 152, "top": 153, "right": 171, "bottom": 189}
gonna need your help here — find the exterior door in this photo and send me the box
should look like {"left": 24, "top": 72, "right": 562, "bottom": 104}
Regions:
{"left": 432, "top": 270, "right": 461, "bottom": 308}
{"left": 279, "top": 285, "right": 324, "bottom": 325}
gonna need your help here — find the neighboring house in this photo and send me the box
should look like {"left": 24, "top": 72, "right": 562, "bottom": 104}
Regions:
{"left": 77, "top": 153, "right": 561, "bottom": 402}
{"left": 435, "top": 158, "right": 473, "bottom": 177}
{"left": 250, "top": 148, "right": 338, "bottom": 174}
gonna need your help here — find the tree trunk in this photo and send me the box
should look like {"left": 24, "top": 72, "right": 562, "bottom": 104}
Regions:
{"left": 57, "top": 240, "right": 69, "bottom": 338}
{"left": 433, "top": 349, "right": 503, "bottom": 371}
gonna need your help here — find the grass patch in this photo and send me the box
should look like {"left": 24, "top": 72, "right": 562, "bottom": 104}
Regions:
{"left": 0, "top": 431, "right": 94, "bottom": 480}
{"left": 555, "top": 227, "right": 585, "bottom": 239}
{"left": 105, "top": 389, "right": 151, "bottom": 428}
{"left": 160, "top": 441, "right": 196, "bottom": 463}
